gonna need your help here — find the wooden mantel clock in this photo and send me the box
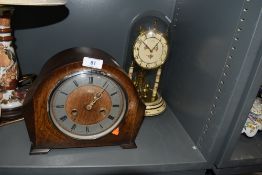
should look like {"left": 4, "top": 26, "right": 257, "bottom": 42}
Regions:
{"left": 23, "top": 47, "right": 145, "bottom": 154}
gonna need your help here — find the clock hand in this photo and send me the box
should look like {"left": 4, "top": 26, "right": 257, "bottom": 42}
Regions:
{"left": 86, "top": 83, "right": 109, "bottom": 110}
{"left": 141, "top": 41, "right": 152, "bottom": 52}
{"left": 86, "top": 92, "right": 103, "bottom": 110}
{"left": 151, "top": 40, "right": 161, "bottom": 51}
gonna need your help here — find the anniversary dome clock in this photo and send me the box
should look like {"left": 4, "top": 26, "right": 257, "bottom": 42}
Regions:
{"left": 127, "top": 15, "right": 169, "bottom": 116}
{"left": 23, "top": 47, "right": 145, "bottom": 154}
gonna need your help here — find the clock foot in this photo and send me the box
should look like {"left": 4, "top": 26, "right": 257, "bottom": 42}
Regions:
{"left": 30, "top": 146, "right": 51, "bottom": 155}
{"left": 120, "top": 142, "right": 137, "bottom": 149}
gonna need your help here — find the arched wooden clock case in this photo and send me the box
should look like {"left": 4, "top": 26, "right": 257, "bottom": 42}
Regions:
{"left": 23, "top": 47, "right": 145, "bottom": 154}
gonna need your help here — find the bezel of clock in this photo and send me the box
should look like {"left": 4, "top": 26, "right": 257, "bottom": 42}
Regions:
{"left": 47, "top": 70, "right": 127, "bottom": 140}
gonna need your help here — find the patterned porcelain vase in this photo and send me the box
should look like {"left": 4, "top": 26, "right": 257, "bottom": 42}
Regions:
{"left": 242, "top": 97, "right": 262, "bottom": 137}
{"left": 0, "top": 6, "right": 23, "bottom": 114}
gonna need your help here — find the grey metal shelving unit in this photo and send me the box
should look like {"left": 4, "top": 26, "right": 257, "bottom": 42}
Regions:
{"left": 168, "top": 0, "right": 262, "bottom": 174}
{"left": 213, "top": 14, "right": 262, "bottom": 173}
{"left": 167, "top": 0, "right": 262, "bottom": 174}
{"left": 0, "top": 0, "right": 261, "bottom": 174}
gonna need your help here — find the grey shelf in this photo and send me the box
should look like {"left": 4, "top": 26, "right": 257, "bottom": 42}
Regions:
{"left": 214, "top": 132, "right": 262, "bottom": 175}
{"left": 0, "top": 106, "right": 208, "bottom": 175}
{"left": 229, "top": 132, "right": 262, "bottom": 167}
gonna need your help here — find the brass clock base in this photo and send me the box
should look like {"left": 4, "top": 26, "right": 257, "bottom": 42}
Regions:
{"left": 144, "top": 96, "right": 166, "bottom": 117}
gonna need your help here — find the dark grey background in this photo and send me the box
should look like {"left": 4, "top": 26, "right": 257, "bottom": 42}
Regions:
{"left": 0, "top": 0, "right": 261, "bottom": 174}
{"left": 13, "top": 0, "right": 176, "bottom": 74}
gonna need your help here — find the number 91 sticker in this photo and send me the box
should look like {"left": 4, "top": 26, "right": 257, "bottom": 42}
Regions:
{"left": 82, "top": 57, "right": 103, "bottom": 69}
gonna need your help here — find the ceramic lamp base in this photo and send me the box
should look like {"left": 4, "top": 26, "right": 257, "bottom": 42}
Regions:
{"left": 0, "top": 89, "right": 26, "bottom": 118}
{"left": 144, "top": 95, "right": 166, "bottom": 116}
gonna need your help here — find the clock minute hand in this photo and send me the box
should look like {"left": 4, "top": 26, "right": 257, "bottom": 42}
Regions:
{"left": 86, "top": 83, "right": 108, "bottom": 110}
{"left": 86, "top": 95, "right": 101, "bottom": 110}
{"left": 152, "top": 40, "right": 161, "bottom": 51}
{"left": 86, "top": 92, "right": 103, "bottom": 111}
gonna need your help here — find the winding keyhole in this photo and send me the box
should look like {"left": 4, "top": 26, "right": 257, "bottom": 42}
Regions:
{"left": 71, "top": 109, "right": 78, "bottom": 116}
{"left": 99, "top": 107, "right": 107, "bottom": 116}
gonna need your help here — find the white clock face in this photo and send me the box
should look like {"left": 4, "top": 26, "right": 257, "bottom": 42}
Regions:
{"left": 133, "top": 30, "right": 168, "bottom": 69}
{"left": 48, "top": 70, "right": 127, "bottom": 140}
